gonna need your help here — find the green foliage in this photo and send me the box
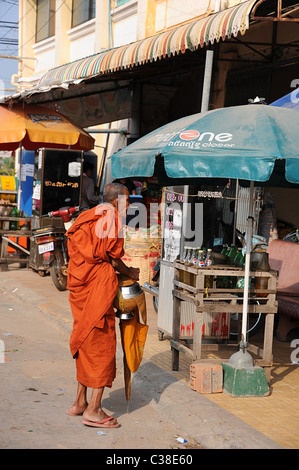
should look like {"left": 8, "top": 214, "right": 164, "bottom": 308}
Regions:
{"left": 0, "top": 156, "right": 15, "bottom": 176}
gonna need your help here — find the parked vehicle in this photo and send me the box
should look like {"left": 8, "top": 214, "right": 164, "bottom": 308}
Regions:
{"left": 283, "top": 229, "right": 299, "bottom": 243}
{"left": 29, "top": 206, "right": 79, "bottom": 291}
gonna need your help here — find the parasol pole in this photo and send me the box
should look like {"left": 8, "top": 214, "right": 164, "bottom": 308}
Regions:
{"left": 240, "top": 180, "right": 254, "bottom": 349}
{"left": 224, "top": 180, "right": 269, "bottom": 397}
{"left": 228, "top": 181, "right": 255, "bottom": 369}
{"left": 17, "top": 143, "right": 22, "bottom": 211}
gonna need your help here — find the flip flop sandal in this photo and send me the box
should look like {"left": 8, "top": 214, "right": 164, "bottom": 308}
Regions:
{"left": 82, "top": 416, "right": 120, "bottom": 428}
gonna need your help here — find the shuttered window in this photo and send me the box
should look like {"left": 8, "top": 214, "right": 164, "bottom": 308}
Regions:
{"left": 72, "top": 0, "right": 96, "bottom": 28}
{"left": 36, "top": 0, "right": 56, "bottom": 42}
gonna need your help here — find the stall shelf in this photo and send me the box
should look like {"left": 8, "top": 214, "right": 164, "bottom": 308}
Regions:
{"left": 0, "top": 216, "right": 32, "bottom": 270}
{"left": 171, "top": 260, "right": 278, "bottom": 382}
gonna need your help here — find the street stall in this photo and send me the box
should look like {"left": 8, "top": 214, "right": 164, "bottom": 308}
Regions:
{"left": 111, "top": 103, "right": 299, "bottom": 389}
{"left": 0, "top": 103, "right": 94, "bottom": 272}
{"left": 0, "top": 175, "right": 32, "bottom": 270}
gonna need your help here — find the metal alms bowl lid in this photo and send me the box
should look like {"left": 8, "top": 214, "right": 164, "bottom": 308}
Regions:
{"left": 119, "top": 282, "right": 143, "bottom": 299}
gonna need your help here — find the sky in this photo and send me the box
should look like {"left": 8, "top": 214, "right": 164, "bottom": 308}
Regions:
{"left": 0, "top": 0, "right": 19, "bottom": 97}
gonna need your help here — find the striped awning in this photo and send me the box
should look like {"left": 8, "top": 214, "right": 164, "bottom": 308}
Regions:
{"left": 38, "top": 0, "right": 257, "bottom": 86}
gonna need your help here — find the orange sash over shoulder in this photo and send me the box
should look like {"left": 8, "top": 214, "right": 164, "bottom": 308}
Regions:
{"left": 66, "top": 204, "right": 124, "bottom": 358}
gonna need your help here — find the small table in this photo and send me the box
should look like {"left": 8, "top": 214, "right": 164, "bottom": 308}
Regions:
{"left": 0, "top": 216, "right": 32, "bottom": 270}
{"left": 171, "top": 261, "right": 278, "bottom": 383}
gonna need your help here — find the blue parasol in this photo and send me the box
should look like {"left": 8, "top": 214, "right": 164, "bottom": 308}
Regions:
{"left": 111, "top": 103, "right": 299, "bottom": 360}
{"left": 111, "top": 104, "right": 299, "bottom": 184}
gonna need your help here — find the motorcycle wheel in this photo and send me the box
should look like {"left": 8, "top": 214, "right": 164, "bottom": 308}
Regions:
{"left": 49, "top": 247, "right": 67, "bottom": 291}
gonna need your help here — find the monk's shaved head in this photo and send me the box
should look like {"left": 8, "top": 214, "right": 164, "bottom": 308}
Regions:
{"left": 103, "top": 183, "right": 128, "bottom": 203}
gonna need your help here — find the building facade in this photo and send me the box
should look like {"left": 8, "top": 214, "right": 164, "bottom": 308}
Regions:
{"left": 13, "top": 0, "right": 299, "bottom": 183}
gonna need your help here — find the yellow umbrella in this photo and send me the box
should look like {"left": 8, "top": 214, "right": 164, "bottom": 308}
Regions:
{"left": 0, "top": 103, "right": 94, "bottom": 151}
{"left": 114, "top": 276, "right": 148, "bottom": 407}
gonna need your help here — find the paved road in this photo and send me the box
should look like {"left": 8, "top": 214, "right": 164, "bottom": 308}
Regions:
{"left": 0, "top": 268, "right": 282, "bottom": 453}
{"left": 0, "top": 269, "right": 203, "bottom": 451}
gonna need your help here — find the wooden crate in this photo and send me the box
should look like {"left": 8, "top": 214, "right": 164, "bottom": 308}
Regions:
{"left": 171, "top": 261, "right": 278, "bottom": 383}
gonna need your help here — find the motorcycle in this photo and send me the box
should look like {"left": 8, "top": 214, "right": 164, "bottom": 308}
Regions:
{"left": 283, "top": 229, "right": 299, "bottom": 243}
{"left": 31, "top": 206, "right": 79, "bottom": 291}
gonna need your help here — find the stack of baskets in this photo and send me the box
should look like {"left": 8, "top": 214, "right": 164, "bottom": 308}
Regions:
{"left": 122, "top": 225, "right": 161, "bottom": 286}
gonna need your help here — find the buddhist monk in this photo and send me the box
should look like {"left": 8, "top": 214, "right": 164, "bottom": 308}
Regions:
{"left": 66, "top": 183, "right": 139, "bottom": 428}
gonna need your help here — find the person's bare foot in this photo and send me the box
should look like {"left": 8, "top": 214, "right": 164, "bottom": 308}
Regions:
{"left": 82, "top": 408, "right": 119, "bottom": 427}
{"left": 66, "top": 403, "right": 88, "bottom": 416}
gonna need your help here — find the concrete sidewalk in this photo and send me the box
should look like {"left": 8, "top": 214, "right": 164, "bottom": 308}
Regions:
{"left": 2, "top": 267, "right": 298, "bottom": 449}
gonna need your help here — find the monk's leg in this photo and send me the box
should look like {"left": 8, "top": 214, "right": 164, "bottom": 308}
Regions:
{"left": 66, "top": 382, "right": 88, "bottom": 416}
{"left": 83, "top": 387, "right": 119, "bottom": 427}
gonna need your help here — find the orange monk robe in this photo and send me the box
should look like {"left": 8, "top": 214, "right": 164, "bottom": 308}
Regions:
{"left": 66, "top": 204, "right": 124, "bottom": 388}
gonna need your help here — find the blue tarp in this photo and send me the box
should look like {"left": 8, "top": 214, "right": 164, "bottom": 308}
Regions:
{"left": 270, "top": 90, "right": 299, "bottom": 110}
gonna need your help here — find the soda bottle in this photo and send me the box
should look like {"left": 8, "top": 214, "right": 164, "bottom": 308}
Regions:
{"left": 183, "top": 246, "right": 192, "bottom": 286}
{"left": 192, "top": 247, "right": 198, "bottom": 265}
{"left": 204, "top": 249, "right": 214, "bottom": 290}
{"left": 181, "top": 246, "right": 188, "bottom": 263}
{"left": 179, "top": 246, "right": 188, "bottom": 282}
{"left": 197, "top": 249, "right": 205, "bottom": 268}
{"left": 188, "top": 247, "right": 197, "bottom": 287}
{"left": 205, "top": 248, "right": 212, "bottom": 267}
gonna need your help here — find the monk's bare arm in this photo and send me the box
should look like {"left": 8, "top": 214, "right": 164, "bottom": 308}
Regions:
{"left": 110, "top": 257, "right": 140, "bottom": 281}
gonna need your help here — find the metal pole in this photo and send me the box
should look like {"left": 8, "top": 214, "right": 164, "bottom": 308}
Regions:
{"left": 241, "top": 180, "right": 254, "bottom": 346}
{"left": 201, "top": 50, "right": 214, "bottom": 113}
{"left": 17, "top": 144, "right": 22, "bottom": 211}
{"left": 84, "top": 128, "right": 127, "bottom": 134}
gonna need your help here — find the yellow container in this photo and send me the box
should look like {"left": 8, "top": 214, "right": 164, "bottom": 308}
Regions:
{"left": 0, "top": 176, "right": 17, "bottom": 202}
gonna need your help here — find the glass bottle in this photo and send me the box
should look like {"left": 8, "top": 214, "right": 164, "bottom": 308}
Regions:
{"left": 221, "top": 244, "right": 228, "bottom": 255}
{"left": 183, "top": 246, "right": 192, "bottom": 286}
{"left": 189, "top": 247, "right": 197, "bottom": 287}
{"left": 181, "top": 246, "right": 188, "bottom": 263}
{"left": 204, "top": 249, "right": 214, "bottom": 290}
{"left": 205, "top": 248, "right": 212, "bottom": 267}
{"left": 191, "top": 248, "right": 198, "bottom": 265}
{"left": 255, "top": 252, "right": 270, "bottom": 298}
{"left": 227, "top": 245, "right": 237, "bottom": 264}
{"left": 197, "top": 249, "right": 205, "bottom": 268}
{"left": 179, "top": 246, "right": 188, "bottom": 282}
{"left": 233, "top": 248, "right": 243, "bottom": 267}
{"left": 10, "top": 206, "right": 19, "bottom": 230}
